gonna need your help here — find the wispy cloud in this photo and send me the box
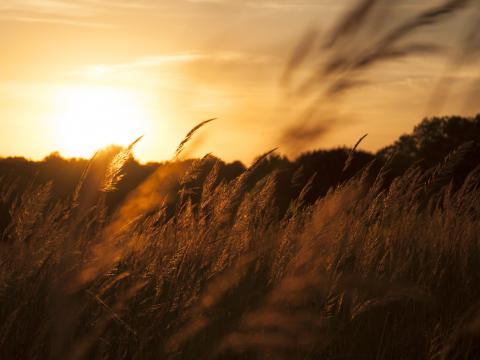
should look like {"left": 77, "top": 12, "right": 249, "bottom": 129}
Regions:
{"left": 0, "top": 14, "right": 115, "bottom": 28}
{"left": 81, "top": 53, "right": 207, "bottom": 77}
{"left": 81, "top": 0, "right": 153, "bottom": 10}
{"left": 0, "top": 0, "right": 95, "bottom": 17}
{"left": 186, "top": 0, "right": 340, "bottom": 9}
{"left": 0, "top": 0, "right": 339, "bottom": 28}
{"left": 82, "top": 51, "right": 273, "bottom": 74}
{"left": 0, "top": 0, "right": 152, "bottom": 27}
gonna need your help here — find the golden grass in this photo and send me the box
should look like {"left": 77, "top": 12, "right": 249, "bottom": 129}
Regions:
{"left": 0, "top": 139, "right": 479, "bottom": 359}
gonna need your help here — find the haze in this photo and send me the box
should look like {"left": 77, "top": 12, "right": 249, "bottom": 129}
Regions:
{"left": 1, "top": 0, "right": 478, "bottom": 162}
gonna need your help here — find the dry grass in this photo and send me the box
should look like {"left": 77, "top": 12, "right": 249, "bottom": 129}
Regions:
{"left": 280, "top": 0, "right": 480, "bottom": 153}
{"left": 0, "top": 138, "right": 479, "bottom": 359}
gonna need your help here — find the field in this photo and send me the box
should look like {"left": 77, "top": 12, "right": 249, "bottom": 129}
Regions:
{"left": 1, "top": 115, "right": 480, "bottom": 359}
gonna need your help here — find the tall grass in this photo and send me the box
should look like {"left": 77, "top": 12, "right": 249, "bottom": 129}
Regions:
{"left": 0, "top": 137, "right": 479, "bottom": 359}
{"left": 280, "top": 0, "right": 480, "bottom": 153}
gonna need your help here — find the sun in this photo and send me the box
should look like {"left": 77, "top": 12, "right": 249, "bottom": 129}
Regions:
{"left": 52, "top": 85, "right": 148, "bottom": 158}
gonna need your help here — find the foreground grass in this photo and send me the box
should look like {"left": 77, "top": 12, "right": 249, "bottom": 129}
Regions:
{"left": 0, "top": 147, "right": 479, "bottom": 359}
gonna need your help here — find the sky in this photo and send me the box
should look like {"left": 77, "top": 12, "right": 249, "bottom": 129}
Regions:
{"left": 0, "top": 0, "right": 479, "bottom": 163}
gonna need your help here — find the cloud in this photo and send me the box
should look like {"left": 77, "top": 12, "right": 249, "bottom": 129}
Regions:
{"left": 0, "top": 0, "right": 341, "bottom": 28}
{"left": 186, "top": 0, "right": 342, "bottom": 9}
{"left": 0, "top": 14, "right": 115, "bottom": 28}
{"left": 81, "top": 0, "right": 153, "bottom": 9}
{"left": 82, "top": 51, "right": 273, "bottom": 74}
{"left": 0, "top": 0, "right": 95, "bottom": 17}
{"left": 0, "top": 0, "right": 153, "bottom": 27}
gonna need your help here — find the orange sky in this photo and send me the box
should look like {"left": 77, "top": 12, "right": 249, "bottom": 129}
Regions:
{"left": 0, "top": 0, "right": 479, "bottom": 163}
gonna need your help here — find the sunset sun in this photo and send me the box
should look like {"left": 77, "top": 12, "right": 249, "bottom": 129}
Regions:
{"left": 53, "top": 86, "right": 148, "bottom": 158}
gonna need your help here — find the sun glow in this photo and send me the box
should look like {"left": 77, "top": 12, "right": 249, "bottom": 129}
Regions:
{"left": 52, "top": 85, "right": 148, "bottom": 158}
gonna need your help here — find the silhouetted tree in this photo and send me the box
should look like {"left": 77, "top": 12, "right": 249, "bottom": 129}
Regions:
{"left": 2, "top": 115, "right": 480, "bottom": 220}
{"left": 379, "top": 115, "right": 480, "bottom": 168}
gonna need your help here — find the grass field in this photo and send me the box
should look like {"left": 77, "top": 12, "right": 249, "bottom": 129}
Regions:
{"left": 1, "top": 136, "right": 479, "bottom": 359}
